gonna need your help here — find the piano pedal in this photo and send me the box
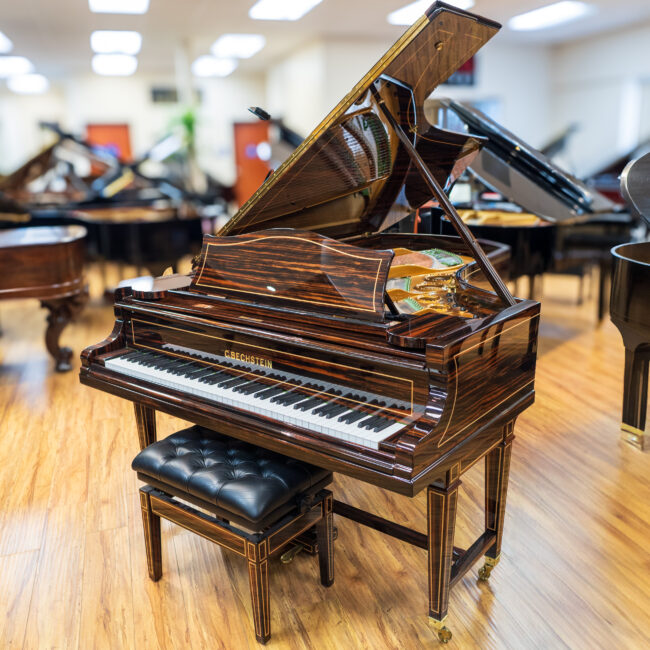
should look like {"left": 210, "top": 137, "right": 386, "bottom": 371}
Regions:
{"left": 429, "top": 617, "right": 452, "bottom": 643}
{"left": 282, "top": 526, "right": 339, "bottom": 562}
{"left": 280, "top": 543, "right": 305, "bottom": 564}
{"left": 477, "top": 555, "right": 500, "bottom": 582}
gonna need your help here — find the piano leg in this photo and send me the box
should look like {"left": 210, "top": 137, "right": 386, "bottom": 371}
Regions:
{"left": 621, "top": 346, "right": 650, "bottom": 450}
{"left": 139, "top": 488, "right": 163, "bottom": 581}
{"left": 134, "top": 403, "right": 157, "bottom": 450}
{"left": 427, "top": 472, "right": 460, "bottom": 644}
{"left": 479, "top": 424, "right": 514, "bottom": 581}
{"left": 41, "top": 288, "right": 88, "bottom": 372}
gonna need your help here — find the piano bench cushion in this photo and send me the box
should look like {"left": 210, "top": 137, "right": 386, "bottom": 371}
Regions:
{"left": 132, "top": 425, "right": 332, "bottom": 526}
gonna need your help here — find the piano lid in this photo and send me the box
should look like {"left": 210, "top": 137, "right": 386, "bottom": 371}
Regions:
{"left": 431, "top": 98, "right": 620, "bottom": 223}
{"left": 220, "top": 2, "right": 500, "bottom": 239}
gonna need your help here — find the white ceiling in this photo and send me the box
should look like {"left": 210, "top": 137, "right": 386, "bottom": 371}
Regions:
{"left": 1, "top": 0, "right": 649, "bottom": 80}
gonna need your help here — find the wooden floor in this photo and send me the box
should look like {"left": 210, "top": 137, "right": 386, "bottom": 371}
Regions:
{"left": 1, "top": 266, "right": 649, "bottom": 650}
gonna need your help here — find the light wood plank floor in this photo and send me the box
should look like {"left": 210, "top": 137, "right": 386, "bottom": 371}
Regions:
{"left": 0, "top": 266, "right": 649, "bottom": 649}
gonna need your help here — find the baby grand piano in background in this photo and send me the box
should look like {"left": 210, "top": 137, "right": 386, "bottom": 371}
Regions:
{"left": 611, "top": 152, "right": 650, "bottom": 450}
{"left": 80, "top": 3, "right": 540, "bottom": 642}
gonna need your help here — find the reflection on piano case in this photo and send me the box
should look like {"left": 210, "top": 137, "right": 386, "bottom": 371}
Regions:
{"left": 80, "top": 2, "right": 540, "bottom": 642}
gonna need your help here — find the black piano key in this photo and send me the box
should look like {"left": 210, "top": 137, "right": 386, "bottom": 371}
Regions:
{"left": 275, "top": 391, "right": 308, "bottom": 406}
{"left": 312, "top": 391, "right": 344, "bottom": 415}
{"left": 184, "top": 365, "right": 212, "bottom": 378}
{"left": 191, "top": 367, "right": 216, "bottom": 380}
{"left": 234, "top": 381, "right": 266, "bottom": 395}
{"left": 253, "top": 383, "right": 284, "bottom": 397}
{"left": 338, "top": 406, "right": 371, "bottom": 424}
{"left": 325, "top": 404, "right": 350, "bottom": 419}
{"left": 169, "top": 360, "right": 198, "bottom": 376}
{"left": 294, "top": 395, "right": 328, "bottom": 411}
{"left": 218, "top": 375, "right": 252, "bottom": 389}
{"left": 372, "top": 417, "right": 396, "bottom": 433}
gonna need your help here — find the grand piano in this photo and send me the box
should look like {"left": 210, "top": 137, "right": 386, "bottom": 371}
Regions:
{"left": 421, "top": 99, "right": 633, "bottom": 314}
{"left": 611, "top": 152, "right": 650, "bottom": 451}
{"left": 0, "top": 124, "right": 229, "bottom": 279}
{"left": 80, "top": 3, "right": 540, "bottom": 642}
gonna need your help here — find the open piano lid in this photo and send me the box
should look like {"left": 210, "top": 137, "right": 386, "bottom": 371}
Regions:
{"left": 433, "top": 98, "right": 620, "bottom": 223}
{"left": 220, "top": 2, "right": 501, "bottom": 240}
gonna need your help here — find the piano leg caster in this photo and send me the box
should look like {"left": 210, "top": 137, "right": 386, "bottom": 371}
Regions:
{"left": 478, "top": 555, "right": 500, "bottom": 582}
{"left": 621, "top": 423, "right": 647, "bottom": 451}
{"left": 429, "top": 617, "right": 452, "bottom": 644}
{"left": 280, "top": 543, "right": 304, "bottom": 564}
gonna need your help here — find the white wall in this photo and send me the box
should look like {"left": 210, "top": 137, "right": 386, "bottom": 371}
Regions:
{"left": 550, "top": 19, "right": 650, "bottom": 176}
{"left": 264, "top": 34, "right": 553, "bottom": 149}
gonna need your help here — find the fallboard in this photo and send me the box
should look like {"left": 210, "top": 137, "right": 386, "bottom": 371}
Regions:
{"left": 124, "top": 310, "right": 426, "bottom": 420}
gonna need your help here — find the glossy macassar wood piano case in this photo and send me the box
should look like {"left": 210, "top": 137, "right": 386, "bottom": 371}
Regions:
{"left": 81, "top": 2, "right": 540, "bottom": 642}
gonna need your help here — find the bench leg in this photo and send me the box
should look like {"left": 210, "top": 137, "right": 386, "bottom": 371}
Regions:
{"left": 139, "top": 488, "right": 162, "bottom": 581}
{"left": 316, "top": 493, "right": 334, "bottom": 587}
{"left": 247, "top": 541, "right": 271, "bottom": 644}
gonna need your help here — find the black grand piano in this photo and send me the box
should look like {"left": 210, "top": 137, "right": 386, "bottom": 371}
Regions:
{"left": 421, "top": 99, "right": 634, "bottom": 315}
{"left": 81, "top": 3, "right": 540, "bottom": 643}
{"left": 611, "top": 152, "right": 650, "bottom": 450}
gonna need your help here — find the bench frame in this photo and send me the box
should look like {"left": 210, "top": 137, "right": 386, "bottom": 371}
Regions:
{"left": 139, "top": 485, "right": 334, "bottom": 644}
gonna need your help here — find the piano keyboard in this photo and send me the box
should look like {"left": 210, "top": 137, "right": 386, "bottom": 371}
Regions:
{"left": 105, "top": 348, "right": 406, "bottom": 449}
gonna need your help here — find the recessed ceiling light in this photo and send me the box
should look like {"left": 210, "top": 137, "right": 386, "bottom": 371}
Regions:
{"left": 249, "top": 0, "right": 323, "bottom": 21}
{"left": 92, "top": 53, "right": 138, "bottom": 76}
{"left": 0, "top": 56, "right": 34, "bottom": 78}
{"left": 387, "top": 0, "right": 474, "bottom": 26}
{"left": 88, "top": 0, "right": 149, "bottom": 14}
{"left": 91, "top": 30, "right": 142, "bottom": 55}
{"left": 8, "top": 73, "right": 49, "bottom": 94}
{"left": 211, "top": 34, "right": 266, "bottom": 59}
{"left": 0, "top": 31, "right": 12, "bottom": 54}
{"left": 191, "top": 55, "right": 238, "bottom": 78}
{"left": 508, "top": 1, "right": 595, "bottom": 31}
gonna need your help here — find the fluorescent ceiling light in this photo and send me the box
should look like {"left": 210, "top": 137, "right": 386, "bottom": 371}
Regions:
{"left": 249, "top": 0, "right": 323, "bottom": 21}
{"left": 8, "top": 73, "right": 49, "bottom": 94}
{"left": 88, "top": 0, "right": 149, "bottom": 14}
{"left": 0, "top": 56, "right": 34, "bottom": 78}
{"left": 387, "top": 0, "right": 474, "bottom": 26}
{"left": 92, "top": 53, "right": 138, "bottom": 76}
{"left": 91, "top": 30, "right": 142, "bottom": 55}
{"left": 191, "top": 55, "right": 238, "bottom": 78}
{"left": 0, "top": 31, "right": 12, "bottom": 54}
{"left": 508, "top": 1, "right": 595, "bottom": 31}
{"left": 211, "top": 34, "right": 266, "bottom": 59}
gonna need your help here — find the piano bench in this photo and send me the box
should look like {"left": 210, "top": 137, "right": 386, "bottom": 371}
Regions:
{"left": 132, "top": 425, "right": 334, "bottom": 644}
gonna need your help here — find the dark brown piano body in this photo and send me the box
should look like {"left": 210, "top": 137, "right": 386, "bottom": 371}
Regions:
{"left": 80, "top": 3, "right": 539, "bottom": 642}
{"left": 611, "top": 153, "right": 650, "bottom": 450}
{"left": 0, "top": 225, "right": 88, "bottom": 371}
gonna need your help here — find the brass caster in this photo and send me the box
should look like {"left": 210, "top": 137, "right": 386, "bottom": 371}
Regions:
{"left": 478, "top": 555, "right": 500, "bottom": 582}
{"left": 478, "top": 564, "right": 492, "bottom": 581}
{"left": 437, "top": 626, "right": 452, "bottom": 644}
{"left": 429, "top": 618, "right": 452, "bottom": 644}
{"left": 280, "top": 543, "right": 304, "bottom": 564}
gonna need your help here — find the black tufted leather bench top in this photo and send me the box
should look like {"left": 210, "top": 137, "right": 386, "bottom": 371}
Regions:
{"left": 132, "top": 425, "right": 332, "bottom": 525}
